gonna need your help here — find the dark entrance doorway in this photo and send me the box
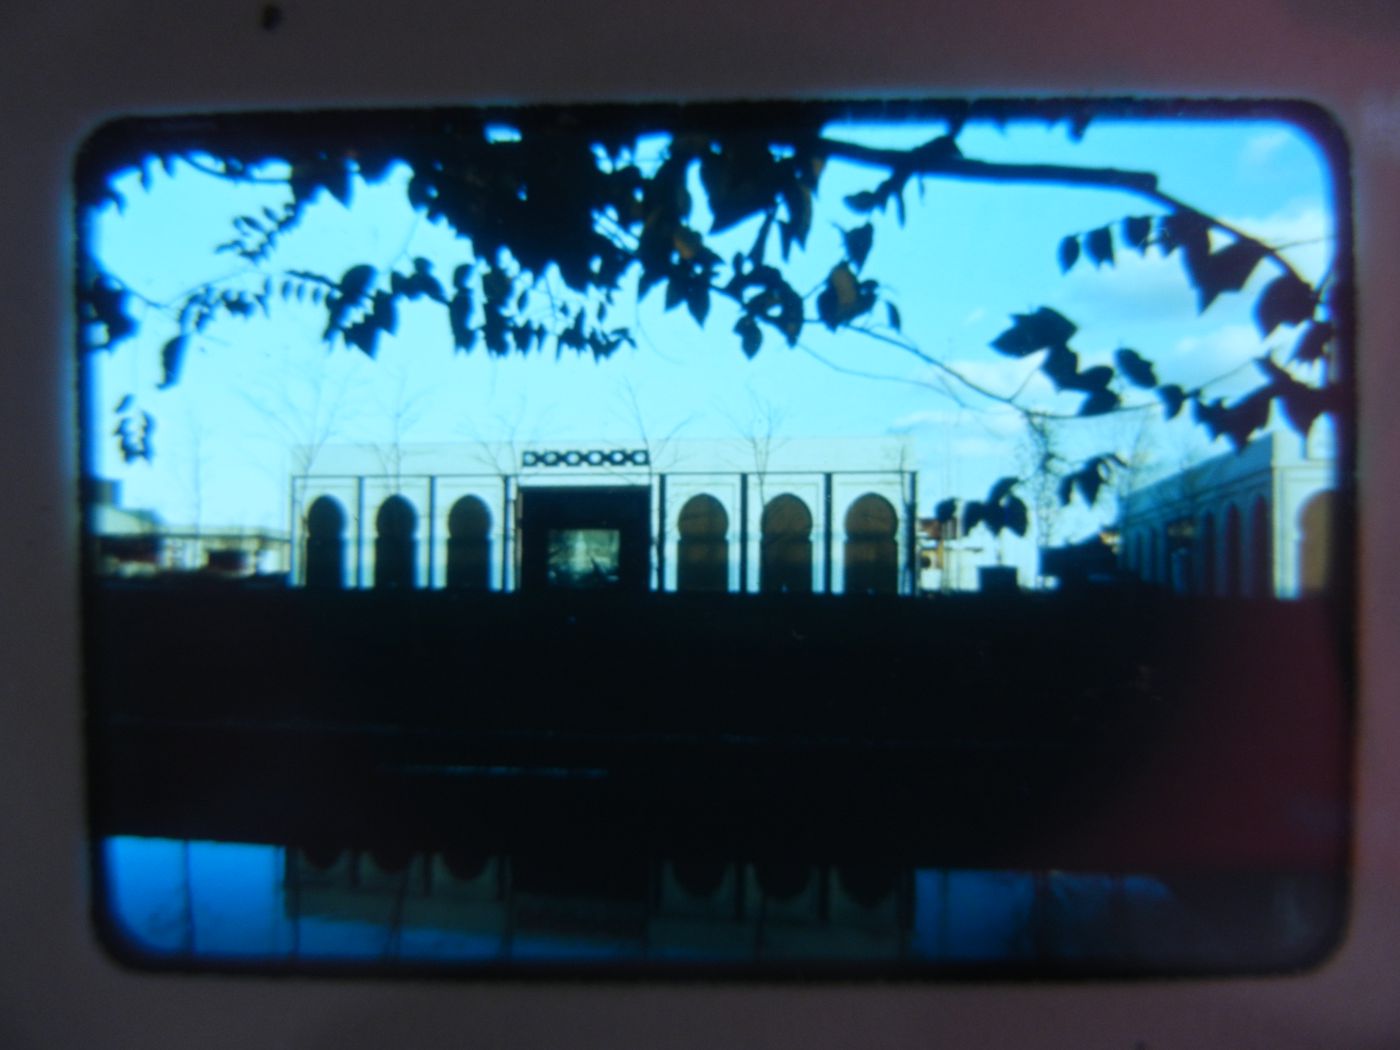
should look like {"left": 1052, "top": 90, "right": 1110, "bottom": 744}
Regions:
{"left": 519, "top": 487, "right": 651, "bottom": 593}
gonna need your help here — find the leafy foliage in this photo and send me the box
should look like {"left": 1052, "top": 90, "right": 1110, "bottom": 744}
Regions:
{"left": 76, "top": 104, "right": 1341, "bottom": 513}
{"left": 1032, "top": 203, "right": 1338, "bottom": 451}
{"left": 963, "top": 477, "right": 1030, "bottom": 538}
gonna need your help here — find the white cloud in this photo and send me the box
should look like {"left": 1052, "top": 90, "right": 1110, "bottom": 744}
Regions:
{"left": 1053, "top": 247, "right": 1201, "bottom": 327}
{"left": 1169, "top": 323, "right": 1273, "bottom": 397}
{"left": 891, "top": 404, "right": 1024, "bottom": 436}
{"left": 912, "top": 356, "right": 1041, "bottom": 401}
{"left": 1241, "top": 129, "right": 1294, "bottom": 172}
{"left": 1219, "top": 202, "right": 1332, "bottom": 286}
{"left": 1046, "top": 200, "right": 1333, "bottom": 332}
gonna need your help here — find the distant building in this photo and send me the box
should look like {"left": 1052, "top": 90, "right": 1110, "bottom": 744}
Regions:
{"left": 1040, "top": 532, "right": 1120, "bottom": 591}
{"left": 289, "top": 437, "right": 924, "bottom": 596}
{"left": 87, "top": 478, "right": 290, "bottom": 579}
{"left": 1116, "top": 429, "right": 1336, "bottom": 598}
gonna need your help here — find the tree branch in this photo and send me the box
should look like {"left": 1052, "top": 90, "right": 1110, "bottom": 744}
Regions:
{"left": 812, "top": 135, "right": 1310, "bottom": 288}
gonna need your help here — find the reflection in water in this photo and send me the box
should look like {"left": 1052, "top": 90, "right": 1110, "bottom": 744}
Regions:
{"left": 97, "top": 836, "right": 1310, "bottom": 970}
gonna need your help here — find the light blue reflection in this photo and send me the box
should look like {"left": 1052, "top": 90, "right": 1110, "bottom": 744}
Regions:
{"left": 101, "top": 836, "right": 1213, "bottom": 969}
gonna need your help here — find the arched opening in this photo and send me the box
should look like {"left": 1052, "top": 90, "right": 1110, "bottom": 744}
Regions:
{"left": 676, "top": 494, "right": 728, "bottom": 593}
{"left": 304, "top": 495, "right": 346, "bottom": 590}
{"left": 1167, "top": 520, "right": 1192, "bottom": 594}
{"left": 1299, "top": 490, "right": 1335, "bottom": 596}
{"left": 760, "top": 494, "right": 812, "bottom": 594}
{"left": 1223, "top": 504, "right": 1242, "bottom": 597}
{"left": 446, "top": 495, "right": 491, "bottom": 589}
{"left": 673, "top": 859, "right": 727, "bottom": 899}
{"left": 1198, "top": 511, "right": 1216, "bottom": 596}
{"left": 843, "top": 493, "right": 898, "bottom": 595}
{"left": 374, "top": 495, "right": 417, "bottom": 589}
{"left": 1249, "top": 497, "right": 1272, "bottom": 598}
{"left": 755, "top": 861, "right": 811, "bottom": 902}
{"left": 837, "top": 863, "right": 898, "bottom": 909}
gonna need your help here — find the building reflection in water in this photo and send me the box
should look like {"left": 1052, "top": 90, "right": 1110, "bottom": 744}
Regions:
{"left": 97, "top": 836, "right": 1327, "bottom": 971}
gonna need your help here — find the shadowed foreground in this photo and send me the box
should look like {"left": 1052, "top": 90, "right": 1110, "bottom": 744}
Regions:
{"left": 86, "top": 588, "right": 1349, "bottom": 873}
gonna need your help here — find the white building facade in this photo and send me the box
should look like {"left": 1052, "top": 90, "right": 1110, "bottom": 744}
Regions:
{"left": 289, "top": 437, "right": 921, "bottom": 596}
{"left": 1117, "top": 428, "right": 1337, "bottom": 598}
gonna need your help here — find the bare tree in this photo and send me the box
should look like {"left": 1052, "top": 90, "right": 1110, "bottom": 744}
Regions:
{"left": 1017, "top": 411, "right": 1067, "bottom": 587}
{"left": 725, "top": 392, "right": 788, "bottom": 513}
{"left": 615, "top": 379, "right": 694, "bottom": 589}
{"left": 456, "top": 396, "right": 537, "bottom": 477}
{"left": 368, "top": 361, "right": 430, "bottom": 493}
{"left": 242, "top": 342, "right": 372, "bottom": 482}
{"left": 179, "top": 403, "right": 213, "bottom": 548}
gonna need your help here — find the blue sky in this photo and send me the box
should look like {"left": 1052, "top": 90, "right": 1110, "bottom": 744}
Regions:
{"left": 85, "top": 112, "right": 1335, "bottom": 572}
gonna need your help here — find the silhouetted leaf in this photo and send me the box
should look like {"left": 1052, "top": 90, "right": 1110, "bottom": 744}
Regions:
{"left": 1280, "top": 381, "right": 1329, "bottom": 437}
{"left": 1219, "top": 388, "right": 1273, "bottom": 449}
{"left": 1041, "top": 344, "right": 1080, "bottom": 389}
{"left": 700, "top": 138, "right": 782, "bottom": 234}
{"left": 1255, "top": 273, "right": 1317, "bottom": 336}
{"left": 1004, "top": 496, "right": 1029, "bottom": 537}
{"left": 781, "top": 181, "right": 813, "bottom": 252}
{"left": 1114, "top": 347, "right": 1157, "bottom": 389}
{"left": 1085, "top": 226, "right": 1114, "bottom": 267}
{"left": 988, "top": 476, "right": 1018, "bottom": 504}
{"left": 962, "top": 502, "right": 984, "bottom": 535}
{"left": 738, "top": 270, "right": 805, "bottom": 347}
{"left": 391, "top": 258, "right": 447, "bottom": 302}
{"left": 816, "top": 262, "right": 876, "bottom": 329}
{"left": 777, "top": 219, "right": 796, "bottom": 260}
{"left": 664, "top": 277, "right": 685, "bottom": 312}
{"left": 448, "top": 288, "right": 475, "bottom": 352}
{"left": 1058, "top": 235, "right": 1080, "bottom": 273}
{"left": 324, "top": 163, "right": 352, "bottom": 208}
{"left": 686, "top": 282, "right": 710, "bottom": 325}
{"left": 1057, "top": 475, "right": 1076, "bottom": 506}
{"left": 735, "top": 315, "right": 762, "bottom": 358}
{"left": 844, "top": 190, "right": 880, "bottom": 213}
{"left": 1157, "top": 384, "right": 1186, "bottom": 419}
{"left": 934, "top": 498, "right": 957, "bottom": 523}
{"left": 1078, "top": 389, "right": 1119, "bottom": 417}
{"left": 115, "top": 394, "right": 133, "bottom": 413}
{"left": 1076, "top": 468, "right": 1104, "bottom": 506}
{"left": 843, "top": 223, "right": 874, "bottom": 270}
{"left": 115, "top": 409, "right": 155, "bottom": 463}
{"left": 1292, "top": 321, "right": 1334, "bottom": 364}
{"left": 1123, "top": 215, "right": 1152, "bottom": 253}
{"left": 156, "top": 336, "right": 186, "bottom": 389}
{"left": 990, "top": 307, "right": 1077, "bottom": 357}
{"left": 339, "top": 264, "right": 375, "bottom": 303}
{"left": 481, "top": 268, "right": 511, "bottom": 304}
{"left": 82, "top": 276, "right": 137, "bottom": 349}
{"left": 1256, "top": 356, "right": 1330, "bottom": 437}
{"left": 1071, "top": 365, "right": 1113, "bottom": 394}
{"left": 886, "top": 301, "right": 902, "bottom": 332}
{"left": 1195, "top": 240, "right": 1268, "bottom": 311}
{"left": 1158, "top": 210, "right": 1210, "bottom": 259}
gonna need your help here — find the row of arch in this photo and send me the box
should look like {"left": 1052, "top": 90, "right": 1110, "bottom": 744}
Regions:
{"left": 1120, "top": 491, "right": 1333, "bottom": 597}
{"left": 304, "top": 490, "right": 901, "bottom": 594}
{"left": 306, "top": 493, "right": 493, "bottom": 590}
